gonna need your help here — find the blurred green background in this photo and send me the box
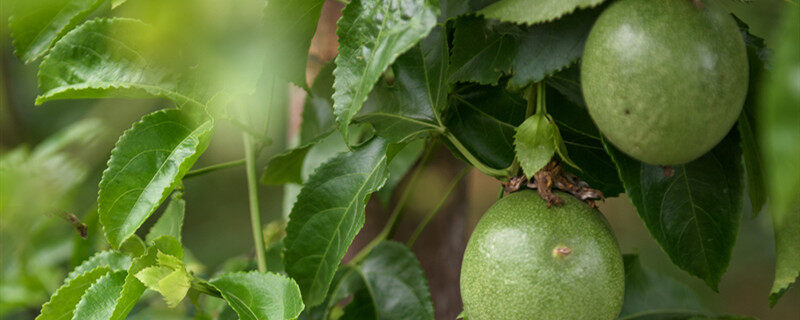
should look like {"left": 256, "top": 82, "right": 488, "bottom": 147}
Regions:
{"left": 1, "top": 0, "right": 798, "bottom": 319}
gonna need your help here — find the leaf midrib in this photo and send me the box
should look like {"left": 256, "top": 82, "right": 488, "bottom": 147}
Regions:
{"left": 306, "top": 153, "right": 387, "bottom": 301}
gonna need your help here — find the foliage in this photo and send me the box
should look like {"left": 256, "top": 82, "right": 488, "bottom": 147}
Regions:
{"left": 4, "top": 0, "right": 798, "bottom": 318}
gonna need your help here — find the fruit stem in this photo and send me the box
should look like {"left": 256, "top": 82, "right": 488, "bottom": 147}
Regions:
{"left": 243, "top": 133, "right": 267, "bottom": 273}
{"left": 407, "top": 166, "right": 470, "bottom": 248}
{"left": 349, "top": 140, "right": 437, "bottom": 265}
{"left": 184, "top": 159, "right": 246, "bottom": 179}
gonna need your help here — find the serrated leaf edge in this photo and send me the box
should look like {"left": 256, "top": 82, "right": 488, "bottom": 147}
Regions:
{"left": 35, "top": 266, "right": 112, "bottom": 320}
{"left": 98, "top": 108, "right": 213, "bottom": 248}
{"left": 479, "top": 0, "right": 606, "bottom": 26}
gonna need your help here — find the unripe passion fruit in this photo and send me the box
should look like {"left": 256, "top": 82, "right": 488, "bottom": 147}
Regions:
{"left": 581, "top": 0, "right": 748, "bottom": 165}
{"left": 460, "top": 190, "right": 624, "bottom": 320}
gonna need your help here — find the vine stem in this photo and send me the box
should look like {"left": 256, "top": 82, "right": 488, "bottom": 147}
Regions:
{"left": 349, "top": 141, "right": 437, "bottom": 265}
{"left": 407, "top": 166, "right": 470, "bottom": 248}
{"left": 243, "top": 133, "right": 267, "bottom": 272}
{"left": 443, "top": 131, "right": 508, "bottom": 178}
{"left": 184, "top": 159, "right": 246, "bottom": 179}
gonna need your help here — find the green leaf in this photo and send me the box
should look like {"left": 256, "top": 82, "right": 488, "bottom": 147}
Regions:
{"left": 284, "top": 137, "right": 393, "bottom": 306}
{"left": 339, "top": 241, "right": 434, "bottom": 320}
{"left": 146, "top": 193, "right": 186, "bottom": 243}
{"left": 99, "top": 108, "right": 214, "bottom": 248}
{"left": 479, "top": 0, "right": 605, "bottom": 25}
{"left": 515, "top": 113, "right": 557, "bottom": 178}
{"left": 737, "top": 23, "right": 769, "bottom": 217}
{"left": 35, "top": 266, "right": 110, "bottom": 320}
{"left": 605, "top": 131, "right": 744, "bottom": 290}
{"left": 110, "top": 236, "right": 184, "bottom": 320}
{"left": 134, "top": 263, "right": 190, "bottom": 308}
{"left": 263, "top": 0, "right": 325, "bottom": 88}
{"left": 448, "top": 9, "right": 601, "bottom": 87}
{"left": 300, "top": 63, "right": 337, "bottom": 144}
{"left": 119, "top": 235, "right": 147, "bottom": 257}
{"left": 36, "top": 18, "right": 204, "bottom": 107}
{"left": 66, "top": 251, "right": 132, "bottom": 283}
{"left": 761, "top": 9, "right": 800, "bottom": 306}
{"left": 377, "top": 139, "right": 425, "bottom": 206}
{"left": 620, "top": 255, "right": 702, "bottom": 317}
{"left": 332, "top": 0, "right": 438, "bottom": 142}
{"left": 210, "top": 271, "right": 304, "bottom": 320}
{"left": 261, "top": 131, "right": 334, "bottom": 185}
{"left": 357, "top": 26, "right": 448, "bottom": 142}
{"left": 548, "top": 85, "right": 623, "bottom": 196}
{"left": 447, "top": 16, "right": 517, "bottom": 85}
{"left": 446, "top": 83, "right": 526, "bottom": 169}
{"left": 8, "top": 0, "right": 104, "bottom": 63}
{"left": 71, "top": 271, "right": 127, "bottom": 320}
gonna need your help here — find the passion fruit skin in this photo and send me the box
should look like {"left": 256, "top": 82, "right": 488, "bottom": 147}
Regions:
{"left": 581, "top": 0, "right": 748, "bottom": 165}
{"left": 460, "top": 190, "right": 624, "bottom": 320}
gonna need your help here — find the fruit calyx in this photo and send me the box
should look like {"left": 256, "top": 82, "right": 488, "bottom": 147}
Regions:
{"left": 501, "top": 159, "right": 603, "bottom": 207}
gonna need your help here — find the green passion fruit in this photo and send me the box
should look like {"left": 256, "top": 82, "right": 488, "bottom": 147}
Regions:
{"left": 581, "top": 0, "right": 748, "bottom": 165}
{"left": 460, "top": 190, "right": 624, "bottom": 320}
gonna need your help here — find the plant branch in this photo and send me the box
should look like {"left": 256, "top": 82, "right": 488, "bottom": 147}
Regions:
{"left": 184, "top": 159, "right": 246, "bottom": 179}
{"left": 243, "top": 133, "right": 267, "bottom": 272}
{"left": 349, "top": 140, "right": 437, "bottom": 265}
{"left": 407, "top": 166, "right": 470, "bottom": 248}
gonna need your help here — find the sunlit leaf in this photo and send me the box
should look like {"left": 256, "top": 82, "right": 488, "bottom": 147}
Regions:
{"left": 65, "top": 251, "right": 132, "bottom": 283}
{"left": 9, "top": 0, "right": 104, "bottom": 63}
{"left": 36, "top": 18, "right": 204, "bottom": 106}
{"left": 605, "top": 131, "right": 744, "bottom": 290}
{"left": 72, "top": 271, "right": 127, "bottom": 320}
{"left": 210, "top": 271, "right": 304, "bottom": 320}
{"left": 35, "top": 266, "right": 110, "bottom": 320}
{"left": 110, "top": 236, "right": 184, "bottom": 320}
{"left": 479, "top": 0, "right": 605, "bottom": 25}
{"left": 332, "top": 0, "right": 438, "bottom": 142}
{"left": 145, "top": 193, "right": 186, "bottom": 243}
{"left": 99, "top": 109, "right": 213, "bottom": 248}
{"left": 284, "top": 137, "right": 393, "bottom": 306}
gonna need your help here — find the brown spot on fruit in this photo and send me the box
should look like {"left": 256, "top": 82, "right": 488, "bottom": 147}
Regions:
{"left": 552, "top": 246, "right": 572, "bottom": 258}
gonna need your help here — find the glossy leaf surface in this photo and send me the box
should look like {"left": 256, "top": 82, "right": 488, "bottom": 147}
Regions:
{"left": 210, "top": 272, "right": 304, "bottom": 320}
{"left": 9, "top": 0, "right": 104, "bottom": 63}
{"left": 35, "top": 267, "right": 111, "bottom": 320}
{"left": 71, "top": 271, "right": 127, "bottom": 320}
{"left": 606, "top": 131, "right": 744, "bottom": 290}
{"left": 332, "top": 0, "right": 438, "bottom": 141}
{"left": 36, "top": 18, "right": 203, "bottom": 106}
{"left": 99, "top": 109, "right": 213, "bottom": 248}
{"left": 263, "top": 0, "right": 325, "bottom": 88}
{"left": 284, "top": 138, "right": 392, "bottom": 306}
